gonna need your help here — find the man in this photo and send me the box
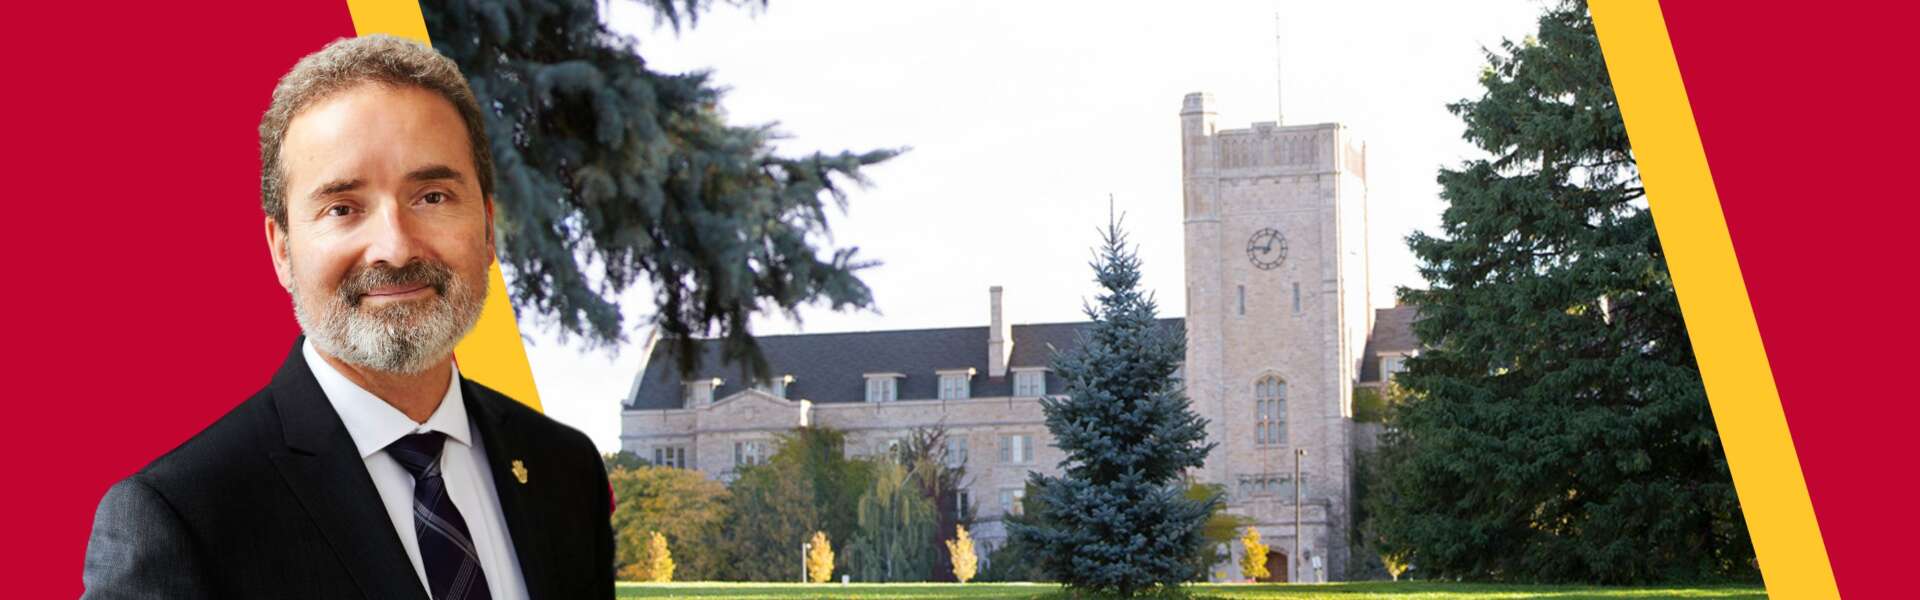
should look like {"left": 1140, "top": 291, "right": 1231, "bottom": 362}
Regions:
{"left": 81, "top": 35, "right": 613, "bottom": 600}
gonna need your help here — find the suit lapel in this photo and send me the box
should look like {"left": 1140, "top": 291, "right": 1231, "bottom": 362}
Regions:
{"left": 465, "top": 379, "right": 556, "bottom": 600}
{"left": 265, "top": 338, "right": 431, "bottom": 600}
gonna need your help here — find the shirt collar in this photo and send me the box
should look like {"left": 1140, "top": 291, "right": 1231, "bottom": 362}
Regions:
{"left": 303, "top": 338, "right": 470, "bottom": 459}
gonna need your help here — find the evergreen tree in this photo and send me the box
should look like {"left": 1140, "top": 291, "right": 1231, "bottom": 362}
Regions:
{"left": 1368, "top": 0, "right": 1756, "bottom": 583}
{"left": 1010, "top": 214, "right": 1217, "bottom": 596}
{"left": 422, "top": 0, "right": 899, "bottom": 379}
{"left": 848, "top": 461, "right": 937, "bottom": 582}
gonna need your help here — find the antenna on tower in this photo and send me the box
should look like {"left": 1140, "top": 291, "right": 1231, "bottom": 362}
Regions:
{"left": 1275, "top": 11, "right": 1285, "bottom": 125}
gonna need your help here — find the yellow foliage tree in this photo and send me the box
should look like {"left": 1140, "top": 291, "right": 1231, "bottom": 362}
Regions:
{"left": 1239, "top": 527, "right": 1269, "bottom": 581}
{"left": 1382, "top": 550, "right": 1410, "bottom": 582}
{"left": 647, "top": 532, "right": 674, "bottom": 582}
{"left": 806, "top": 531, "right": 834, "bottom": 583}
{"left": 945, "top": 525, "right": 978, "bottom": 583}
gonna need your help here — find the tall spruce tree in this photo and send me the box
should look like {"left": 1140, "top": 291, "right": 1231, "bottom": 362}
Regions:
{"left": 1010, "top": 215, "right": 1216, "bottom": 596}
{"left": 1366, "top": 0, "right": 1756, "bottom": 583}
{"left": 422, "top": 0, "right": 899, "bottom": 379}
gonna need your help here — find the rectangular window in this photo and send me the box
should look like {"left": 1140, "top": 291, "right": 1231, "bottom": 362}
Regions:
{"left": 1255, "top": 378, "right": 1288, "bottom": 446}
{"left": 956, "top": 489, "right": 972, "bottom": 521}
{"left": 866, "top": 377, "right": 897, "bottom": 403}
{"left": 734, "top": 440, "right": 768, "bottom": 467}
{"left": 652, "top": 446, "right": 687, "bottom": 469}
{"left": 945, "top": 435, "right": 969, "bottom": 468}
{"left": 1257, "top": 398, "right": 1284, "bottom": 445}
{"left": 939, "top": 373, "right": 970, "bottom": 400}
{"left": 1382, "top": 356, "right": 1407, "bottom": 380}
{"left": 1000, "top": 434, "right": 1032, "bottom": 464}
{"left": 672, "top": 446, "right": 686, "bottom": 469}
{"left": 999, "top": 488, "right": 1026, "bottom": 516}
{"left": 1013, "top": 371, "right": 1045, "bottom": 397}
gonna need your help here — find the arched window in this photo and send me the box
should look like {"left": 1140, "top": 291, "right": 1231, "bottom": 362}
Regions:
{"left": 1255, "top": 375, "right": 1286, "bottom": 446}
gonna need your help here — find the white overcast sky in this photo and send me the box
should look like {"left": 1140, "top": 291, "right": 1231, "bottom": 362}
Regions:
{"left": 524, "top": 1, "right": 1548, "bottom": 453}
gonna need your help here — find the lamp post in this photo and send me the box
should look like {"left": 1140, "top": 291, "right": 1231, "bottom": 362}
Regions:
{"left": 1294, "top": 447, "right": 1306, "bottom": 583}
{"left": 802, "top": 541, "right": 811, "bottom": 583}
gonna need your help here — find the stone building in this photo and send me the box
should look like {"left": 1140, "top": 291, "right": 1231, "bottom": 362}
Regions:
{"left": 621, "top": 92, "right": 1413, "bottom": 582}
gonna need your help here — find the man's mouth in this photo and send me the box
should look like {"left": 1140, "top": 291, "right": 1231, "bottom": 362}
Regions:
{"left": 360, "top": 284, "right": 434, "bottom": 301}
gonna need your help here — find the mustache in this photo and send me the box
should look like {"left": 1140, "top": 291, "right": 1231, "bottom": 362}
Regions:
{"left": 338, "top": 260, "right": 453, "bottom": 308}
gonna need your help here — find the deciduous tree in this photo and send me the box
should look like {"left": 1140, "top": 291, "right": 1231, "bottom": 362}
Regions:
{"left": 1239, "top": 527, "right": 1269, "bottom": 581}
{"left": 946, "top": 525, "right": 977, "bottom": 584}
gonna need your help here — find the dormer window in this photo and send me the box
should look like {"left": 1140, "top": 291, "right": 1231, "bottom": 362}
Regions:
{"left": 1012, "top": 368, "right": 1047, "bottom": 397}
{"left": 1381, "top": 354, "right": 1410, "bottom": 381}
{"left": 864, "top": 372, "right": 903, "bottom": 403}
{"left": 753, "top": 374, "right": 794, "bottom": 399}
{"left": 683, "top": 378, "right": 720, "bottom": 407}
{"left": 937, "top": 368, "right": 975, "bottom": 400}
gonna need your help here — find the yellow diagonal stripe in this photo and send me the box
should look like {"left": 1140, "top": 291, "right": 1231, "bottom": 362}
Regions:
{"left": 1590, "top": 2, "right": 1832, "bottom": 597}
{"left": 345, "top": 0, "right": 429, "bottom": 44}
{"left": 346, "top": 0, "right": 544, "bottom": 411}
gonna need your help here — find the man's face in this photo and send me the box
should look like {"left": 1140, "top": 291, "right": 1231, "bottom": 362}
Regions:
{"left": 267, "top": 83, "right": 493, "bottom": 375}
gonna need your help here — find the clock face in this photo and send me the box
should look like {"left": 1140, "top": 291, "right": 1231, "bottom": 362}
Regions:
{"left": 1247, "top": 228, "right": 1288, "bottom": 270}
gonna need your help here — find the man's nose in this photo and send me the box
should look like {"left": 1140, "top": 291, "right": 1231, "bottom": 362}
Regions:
{"left": 362, "top": 199, "right": 423, "bottom": 267}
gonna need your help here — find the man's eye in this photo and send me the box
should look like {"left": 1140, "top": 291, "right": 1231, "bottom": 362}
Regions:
{"left": 422, "top": 191, "right": 448, "bottom": 205}
{"left": 325, "top": 205, "right": 353, "bottom": 217}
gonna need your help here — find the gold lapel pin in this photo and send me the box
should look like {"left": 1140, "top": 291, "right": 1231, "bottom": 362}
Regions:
{"left": 511, "top": 460, "right": 529, "bottom": 484}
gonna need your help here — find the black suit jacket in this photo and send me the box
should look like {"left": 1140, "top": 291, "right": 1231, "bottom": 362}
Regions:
{"left": 81, "top": 338, "right": 613, "bottom": 599}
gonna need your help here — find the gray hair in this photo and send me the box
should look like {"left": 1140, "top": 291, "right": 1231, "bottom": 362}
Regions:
{"left": 258, "top": 34, "right": 495, "bottom": 229}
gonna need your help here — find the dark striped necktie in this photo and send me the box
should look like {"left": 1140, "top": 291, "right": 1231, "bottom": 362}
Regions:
{"left": 387, "top": 431, "right": 494, "bottom": 600}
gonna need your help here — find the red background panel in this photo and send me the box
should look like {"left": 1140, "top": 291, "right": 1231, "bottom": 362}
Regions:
{"left": 3, "top": 1, "right": 1911, "bottom": 596}
{"left": 1660, "top": 1, "right": 1919, "bottom": 596}
{"left": 0, "top": 3, "right": 354, "bottom": 597}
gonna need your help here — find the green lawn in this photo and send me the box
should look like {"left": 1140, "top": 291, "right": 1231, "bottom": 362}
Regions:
{"left": 616, "top": 582, "right": 1766, "bottom": 599}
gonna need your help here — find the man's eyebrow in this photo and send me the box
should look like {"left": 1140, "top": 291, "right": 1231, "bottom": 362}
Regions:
{"left": 405, "top": 165, "right": 466, "bottom": 184}
{"left": 310, "top": 178, "right": 365, "bottom": 201}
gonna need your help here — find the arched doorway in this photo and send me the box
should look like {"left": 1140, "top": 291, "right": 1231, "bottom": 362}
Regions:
{"left": 1258, "top": 549, "right": 1288, "bottom": 583}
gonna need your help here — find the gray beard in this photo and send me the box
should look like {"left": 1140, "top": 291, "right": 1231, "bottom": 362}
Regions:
{"left": 289, "top": 261, "right": 486, "bottom": 375}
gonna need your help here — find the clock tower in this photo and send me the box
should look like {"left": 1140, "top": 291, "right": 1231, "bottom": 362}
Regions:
{"left": 1179, "top": 92, "right": 1370, "bottom": 581}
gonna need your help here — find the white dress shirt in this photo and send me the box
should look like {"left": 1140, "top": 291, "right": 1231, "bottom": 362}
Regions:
{"left": 304, "top": 340, "right": 530, "bottom": 600}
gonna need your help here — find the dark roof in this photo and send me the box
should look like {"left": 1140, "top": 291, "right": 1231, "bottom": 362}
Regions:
{"left": 1358, "top": 305, "right": 1421, "bottom": 382}
{"left": 626, "top": 319, "right": 1184, "bottom": 410}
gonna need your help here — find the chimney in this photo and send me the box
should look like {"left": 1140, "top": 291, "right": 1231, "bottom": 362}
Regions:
{"left": 988, "top": 286, "right": 1012, "bottom": 377}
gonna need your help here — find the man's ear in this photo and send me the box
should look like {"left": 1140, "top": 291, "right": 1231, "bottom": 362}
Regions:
{"left": 483, "top": 194, "right": 497, "bottom": 253}
{"left": 265, "top": 216, "right": 293, "bottom": 292}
